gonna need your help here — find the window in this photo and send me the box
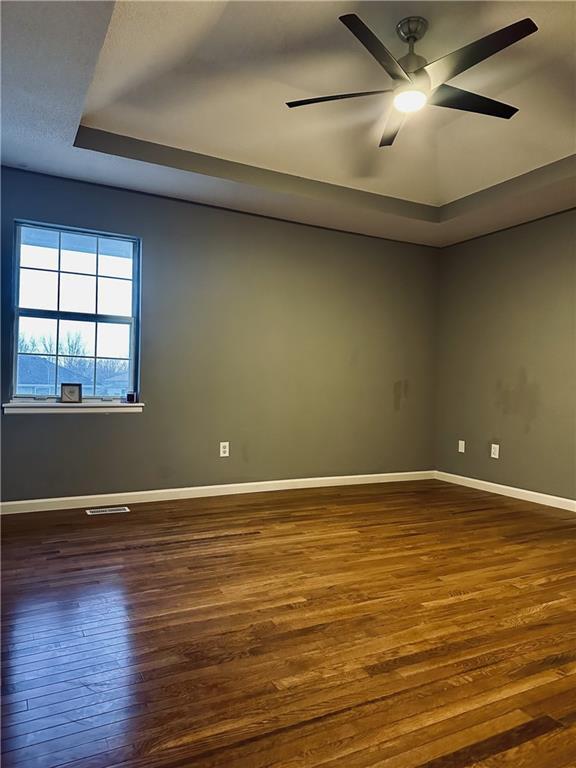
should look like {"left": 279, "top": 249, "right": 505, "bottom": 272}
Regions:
{"left": 13, "top": 223, "right": 140, "bottom": 399}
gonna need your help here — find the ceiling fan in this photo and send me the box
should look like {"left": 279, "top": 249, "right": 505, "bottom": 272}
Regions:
{"left": 286, "top": 14, "right": 538, "bottom": 146}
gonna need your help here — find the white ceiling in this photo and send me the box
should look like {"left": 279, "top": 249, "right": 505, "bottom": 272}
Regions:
{"left": 2, "top": 1, "right": 575, "bottom": 246}
{"left": 84, "top": 1, "right": 575, "bottom": 206}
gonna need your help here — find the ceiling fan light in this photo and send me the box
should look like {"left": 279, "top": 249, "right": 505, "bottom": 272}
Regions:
{"left": 393, "top": 90, "right": 428, "bottom": 113}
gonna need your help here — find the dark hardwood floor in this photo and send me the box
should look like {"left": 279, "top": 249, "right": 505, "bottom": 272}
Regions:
{"left": 3, "top": 479, "right": 576, "bottom": 768}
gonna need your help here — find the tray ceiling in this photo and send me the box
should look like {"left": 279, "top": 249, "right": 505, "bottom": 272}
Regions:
{"left": 2, "top": 1, "right": 575, "bottom": 245}
{"left": 83, "top": 1, "right": 575, "bottom": 206}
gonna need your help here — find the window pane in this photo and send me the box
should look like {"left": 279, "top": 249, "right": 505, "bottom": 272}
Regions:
{"left": 57, "top": 357, "right": 95, "bottom": 396}
{"left": 60, "top": 233, "right": 97, "bottom": 275}
{"left": 98, "top": 277, "right": 132, "bottom": 317}
{"left": 18, "top": 316, "right": 57, "bottom": 354}
{"left": 59, "top": 273, "right": 96, "bottom": 314}
{"left": 16, "top": 354, "right": 56, "bottom": 396}
{"left": 20, "top": 226, "right": 59, "bottom": 270}
{"left": 96, "top": 358, "right": 129, "bottom": 397}
{"left": 19, "top": 269, "right": 58, "bottom": 310}
{"left": 97, "top": 323, "right": 130, "bottom": 358}
{"left": 98, "top": 238, "right": 133, "bottom": 279}
{"left": 58, "top": 320, "right": 95, "bottom": 357}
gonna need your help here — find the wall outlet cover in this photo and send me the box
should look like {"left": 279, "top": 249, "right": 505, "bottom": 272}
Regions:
{"left": 490, "top": 443, "right": 500, "bottom": 459}
{"left": 458, "top": 440, "right": 466, "bottom": 453}
{"left": 219, "top": 441, "right": 230, "bottom": 458}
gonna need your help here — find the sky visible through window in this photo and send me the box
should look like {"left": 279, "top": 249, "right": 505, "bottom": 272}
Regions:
{"left": 15, "top": 225, "right": 138, "bottom": 398}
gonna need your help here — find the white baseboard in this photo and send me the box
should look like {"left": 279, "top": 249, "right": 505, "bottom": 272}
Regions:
{"left": 0, "top": 470, "right": 435, "bottom": 515}
{"left": 2, "top": 469, "right": 574, "bottom": 515}
{"left": 434, "top": 471, "right": 576, "bottom": 513}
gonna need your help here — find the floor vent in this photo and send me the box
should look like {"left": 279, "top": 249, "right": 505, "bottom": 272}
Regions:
{"left": 86, "top": 506, "right": 130, "bottom": 516}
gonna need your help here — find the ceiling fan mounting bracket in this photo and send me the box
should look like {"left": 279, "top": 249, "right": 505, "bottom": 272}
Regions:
{"left": 395, "top": 17, "right": 429, "bottom": 45}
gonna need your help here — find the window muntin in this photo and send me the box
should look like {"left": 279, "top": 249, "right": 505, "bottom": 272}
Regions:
{"left": 14, "top": 223, "right": 139, "bottom": 399}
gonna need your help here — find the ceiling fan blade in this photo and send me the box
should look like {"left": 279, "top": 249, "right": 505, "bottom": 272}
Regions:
{"left": 339, "top": 14, "right": 412, "bottom": 83}
{"left": 379, "top": 110, "right": 405, "bottom": 147}
{"left": 420, "top": 18, "right": 538, "bottom": 88}
{"left": 287, "top": 90, "right": 392, "bottom": 108}
{"left": 429, "top": 84, "right": 518, "bottom": 119}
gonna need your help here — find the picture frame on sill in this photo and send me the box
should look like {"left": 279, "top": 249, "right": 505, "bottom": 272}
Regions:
{"left": 60, "top": 383, "right": 82, "bottom": 403}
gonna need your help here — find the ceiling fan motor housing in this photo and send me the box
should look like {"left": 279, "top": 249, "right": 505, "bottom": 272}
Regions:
{"left": 398, "top": 51, "right": 428, "bottom": 74}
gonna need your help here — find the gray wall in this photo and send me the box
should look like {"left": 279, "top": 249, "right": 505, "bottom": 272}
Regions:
{"left": 3, "top": 170, "right": 574, "bottom": 503}
{"left": 1, "top": 168, "right": 437, "bottom": 501}
{"left": 435, "top": 210, "right": 576, "bottom": 499}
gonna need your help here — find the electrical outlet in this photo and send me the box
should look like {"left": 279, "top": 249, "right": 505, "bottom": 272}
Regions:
{"left": 219, "top": 441, "right": 230, "bottom": 458}
{"left": 490, "top": 443, "right": 500, "bottom": 459}
{"left": 458, "top": 440, "right": 466, "bottom": 453}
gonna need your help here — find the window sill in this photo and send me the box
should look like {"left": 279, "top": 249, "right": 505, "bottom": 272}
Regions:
{"left": 3, "top": 401, "right": 145, "bottom": 415}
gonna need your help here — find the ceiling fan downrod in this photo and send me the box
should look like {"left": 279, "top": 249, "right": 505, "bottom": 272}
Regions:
{"left": 396, "top": 16, "right": 429, "bottom": 72}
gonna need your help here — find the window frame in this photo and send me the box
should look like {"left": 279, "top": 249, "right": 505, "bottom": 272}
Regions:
{"left": 11, "top": 220, "right": 141, "bottom": 401}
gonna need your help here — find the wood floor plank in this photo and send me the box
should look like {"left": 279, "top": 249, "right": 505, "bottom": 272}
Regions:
{"left": 3, "top": 480, "right": 576, "bottom": 767}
